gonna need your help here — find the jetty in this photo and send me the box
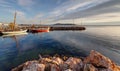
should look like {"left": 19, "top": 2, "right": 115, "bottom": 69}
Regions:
{"left": 19, "top": 23, "right": 86, "bottom": 32}
{"left": 49, "top": 23, "right": 85, "bottom": 31}
{"left": 50, "top": 26, "right": 85, "bottom": 31}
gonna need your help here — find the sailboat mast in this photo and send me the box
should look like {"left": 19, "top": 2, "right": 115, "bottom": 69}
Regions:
{"left": 13, "top": 12, "right": 17, "bottom": 25}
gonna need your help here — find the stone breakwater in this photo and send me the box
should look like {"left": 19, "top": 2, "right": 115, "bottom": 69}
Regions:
{"left": 12, "top": 50, "right": 120, "bottom": 71}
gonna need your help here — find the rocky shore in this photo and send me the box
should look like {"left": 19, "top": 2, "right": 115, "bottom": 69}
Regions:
{"left": 12, "top": 50, "right": 120, "bottom": 71}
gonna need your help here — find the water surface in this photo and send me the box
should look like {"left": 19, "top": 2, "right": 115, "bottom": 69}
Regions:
{"left": 0, "top": 26, "right": 120, "bottom": 71}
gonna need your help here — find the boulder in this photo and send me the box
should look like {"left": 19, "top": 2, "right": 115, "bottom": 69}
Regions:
{"left": 62, "top": 57, "right": 82, "bottom": 71}
{"left": 51, "top": 57, "right": 63, "bottom": 65}
{"left": 84, "top": 50, "right": 120, "bottom": 71}
{"left": 22, "top": 61, "right": 45, "bottom": 71}
{"left": 83, "top": 64, "right": 98, "bottom": 71}
{"left": 50, "top": 64, "right": 61, "bottom": 71}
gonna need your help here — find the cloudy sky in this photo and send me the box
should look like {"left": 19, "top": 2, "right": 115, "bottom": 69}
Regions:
{"left": 0, "top": 0, "right": 120, "bottom": 25}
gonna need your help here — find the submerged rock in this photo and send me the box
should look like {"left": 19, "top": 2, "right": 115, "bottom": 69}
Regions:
{"left": 12, "top": 50, "right": 120, "bottom": 71}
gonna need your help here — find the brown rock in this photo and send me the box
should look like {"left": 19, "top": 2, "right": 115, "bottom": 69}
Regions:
{"left": 40, "top": 57, "right": 63, "bottom": 65}
{"left": 62, "top": 57, "right": 82, "bottom": 71}
{"left": 22, "top": 61, "right": 45, "bottom": 71}
{"left": 50, "top": 64, "right": 61, "bottom": 71}
{"left": 39, "top": 57, "right": 63, "bottom": 71}
{"left": 65, "top": 69, "right": 73, "bottom": 71}
{"left": 51, "top": 57, "right": 63, "bottom": 65}
{"left": 84, "top": 50, "right": 120, "bottom": 71}
{"left": 40, "top": 58, "right": 52, "bottom": 64}
{"left": 98, "top": 68, "right": 111, "bottom": 71}
{"left": 83, "top": 64, "right": 98, "bottom": 71}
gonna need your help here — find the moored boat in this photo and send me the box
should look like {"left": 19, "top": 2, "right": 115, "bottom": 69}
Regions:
{"left": 0, "top": 12, "right": 28, "bottom": 36}
{"left": 1, "top": 30, "right": 27, "bottom": 35}
{"left": 27, "top": 27, "right": 49, "bottom": 33}
{"left": 1, "top": 31, "right": 28, "bottom": 37}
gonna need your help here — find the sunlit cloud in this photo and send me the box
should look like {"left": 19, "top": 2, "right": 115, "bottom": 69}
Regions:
{"left": 0, "top": 0, "right": 120, "bottom": 25}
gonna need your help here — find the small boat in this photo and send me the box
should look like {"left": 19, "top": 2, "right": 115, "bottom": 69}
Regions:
{"left": 0, "top": 12, "right": 28, "bottom": 36}
{"left": 1, "top": 32, "right": 28, "bottom": 37}
{"left": 27, "top": 27, "right": 50, "bottom": 33}
{"left": 1, "top": 30, "right": 27, "bottom": 35}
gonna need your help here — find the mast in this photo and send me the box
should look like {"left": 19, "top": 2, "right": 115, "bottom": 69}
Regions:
{"left": 12, "top": 11, "right": 17, "bottom": 31}
{"left": 13, "top": 12, "right": 17, "bottom": 25}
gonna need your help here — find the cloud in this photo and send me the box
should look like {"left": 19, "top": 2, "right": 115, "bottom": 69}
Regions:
{"left": 0, "top": 0, "right": 120, "bottom": 24}
{"left": 0, "top": 0, "right": 13, "bottom": 8}
{"left": 18, "top": 0, "right": 34, "bottom": 7}
{"left": 45, "top": 0, "right": 114, "bottom": 23}
{"left": 56, "top": 0, "right": 61, "bottom": 4}
{"left": 49, "top": 0, "right": 120, "bottom": 25}
{"left": 34, "top": 13, "right": 43, "bottom": 19}
{"left": 17, "top": 12, "right": 44, "bottom": 24}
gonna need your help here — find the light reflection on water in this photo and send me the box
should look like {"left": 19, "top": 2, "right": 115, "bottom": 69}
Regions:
{"left": 0, "top": 26, "right": 120, "bottom": 71}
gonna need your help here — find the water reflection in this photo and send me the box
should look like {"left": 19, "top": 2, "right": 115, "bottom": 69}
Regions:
{"left": 0, "top": 26, "right": 120, "bottom": 71}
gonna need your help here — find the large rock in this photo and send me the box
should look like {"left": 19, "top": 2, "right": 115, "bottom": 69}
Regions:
{"left": 50, "top": 64, "right": 61, "bottom": 71}
{"left": 40, "top": 57, "right": 63, "bottom": 65}
{"left": 84, "top": 50, "right": 120, "bottom": 71}
{"left": 64, "top": 69, "right": 72, "bottom": 71}
{"left": 62, "top": 57, "right": 82, "bottom": 71}
{"left": 83, "top": 64, "right": 98, "bottom": 71}
{"left": 39, "top": 57, "right": 63, "bottom": 71}
{"left": 51, "top": 57, "right": 64, "bottom": 65}
{"left": 22, "top": 61, "right": 45, "bottom": 71}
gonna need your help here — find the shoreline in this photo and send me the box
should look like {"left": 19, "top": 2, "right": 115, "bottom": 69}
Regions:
{"left": 12, "top": 50, "right": 120, "bottom": 71}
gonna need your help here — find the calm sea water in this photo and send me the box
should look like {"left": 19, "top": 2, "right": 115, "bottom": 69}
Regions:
{"left": 0, "top": 26, "right": 120, "bottom": 71}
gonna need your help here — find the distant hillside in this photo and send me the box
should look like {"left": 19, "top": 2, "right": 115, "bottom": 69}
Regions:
{"left": 53, "top": 23, "right": 76, "bottom": 25}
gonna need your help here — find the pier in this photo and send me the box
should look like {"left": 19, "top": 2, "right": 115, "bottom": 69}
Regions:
{"left": 49, "top": 26, "right": 86, "bottom": 31}
{"left": 19, "top": 23, "right": 86, "bottom": 31}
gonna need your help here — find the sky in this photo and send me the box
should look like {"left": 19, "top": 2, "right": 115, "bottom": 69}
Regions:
{"left": 0, "top": 0, "right": 120, "bottom": 25}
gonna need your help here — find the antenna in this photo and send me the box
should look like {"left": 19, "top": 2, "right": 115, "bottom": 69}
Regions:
{"left": 72, "top": 14, "right": 76, "bottom": 24}
{"left": 73, "top": 18, "right": 74, "bottom": 24}
{"left": 40, "top": 20, "right": 41, "bottom": 25}
{"left": 81, "top": 19, "right": 82, "bottom": 25}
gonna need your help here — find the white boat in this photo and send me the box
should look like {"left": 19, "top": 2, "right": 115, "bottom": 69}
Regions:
{"left": 2, "top": 30, "right": 27, "bottom": 35}
{"left": 2, "top": 32, "right": 28, "bottom": 37}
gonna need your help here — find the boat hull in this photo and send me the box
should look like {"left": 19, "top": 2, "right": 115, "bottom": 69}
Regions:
{"left": 1, "top": 30, "right": 27, "bottom": 35}
{"left": 27, "top": 29, "right": 49, "bottom": 33}
{"left": 2, "top": 32, "right": 28, "bottom": 37}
